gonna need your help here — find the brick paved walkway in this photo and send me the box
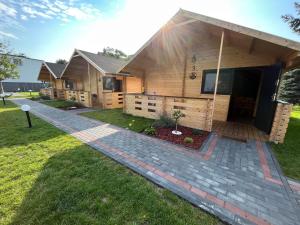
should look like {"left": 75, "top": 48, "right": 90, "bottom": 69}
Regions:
{"left": 12, "top": 99, "right": 300, "bottom": 225}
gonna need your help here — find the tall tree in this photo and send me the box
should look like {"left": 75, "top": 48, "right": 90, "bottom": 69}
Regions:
{"left": 56, "top": 59, "right": 68, "bottom": 64}
{"left": 282, "top": 2, "right": 300, "bottom": 34}
{"left": 0, "top": 43, "right": 22, "bottom": 94}
{"left": 102, "top": 47, "right": 128, "bottom": 59}
{"left": 278, "top": 69, "right": 300, "bottom": 104}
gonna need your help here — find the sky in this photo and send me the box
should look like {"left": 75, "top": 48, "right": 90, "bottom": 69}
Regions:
{"left": 0, "top": 0, "right": 300, "bottom": 62}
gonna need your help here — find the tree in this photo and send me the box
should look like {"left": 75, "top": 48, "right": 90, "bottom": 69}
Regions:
{"left": 278, "top": 69, "right": 300, "bottom": 104}
{"left": 56, "top": 59, "right": 68, "bottom": 64}
{"left": 0, "top": 43, "right": 22, "bottom": 94}
{"left": 102, "top": 47, "right": 128, "bottom": 59}
{"left": 282, "top": 2, "right": 300, "bottom": 34}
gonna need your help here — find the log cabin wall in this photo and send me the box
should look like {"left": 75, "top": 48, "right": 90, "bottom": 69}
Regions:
{"left": 142, "top": 34, "right": 277, "bottom": 121}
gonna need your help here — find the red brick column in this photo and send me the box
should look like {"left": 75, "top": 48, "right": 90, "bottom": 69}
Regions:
{"left": 269, "top": 101, "right": 293, "bottom": 143}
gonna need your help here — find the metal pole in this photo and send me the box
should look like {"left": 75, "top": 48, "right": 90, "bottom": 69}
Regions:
{"left": 25, "top": 111, "right": 32, "bottom": 128}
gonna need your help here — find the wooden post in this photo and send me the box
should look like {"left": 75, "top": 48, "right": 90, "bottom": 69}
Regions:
{"left": 123, "top": 77, "right": 127, "bottom": 113}
{"left": 88, "top": 63, "right": 92, "bottom": 107}
{"left": 210, "top": 31, "right": 224, "bottom": 131}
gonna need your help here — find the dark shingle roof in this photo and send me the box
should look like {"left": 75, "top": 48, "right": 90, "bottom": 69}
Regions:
{"left": 45, "top": 62, "right": 66, "bottom": 78}
{"left": 78, "top": 50, "right": 127, "bottom": 73}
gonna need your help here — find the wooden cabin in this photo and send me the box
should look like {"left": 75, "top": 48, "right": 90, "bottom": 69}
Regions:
{"left": 60, "top": 49, "right": 142, "bottom": 108}
{"left": 38, "top": 62, "right": 66, "bottom": 99}
{"left": 118, "top": 9, "right": 300, "bottom": 143}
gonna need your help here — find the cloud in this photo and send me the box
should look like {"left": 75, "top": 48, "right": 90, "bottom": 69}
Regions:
{"left": 0, "top": 30, "right": 18, "bottom": 39}
{"left": 22, "top": 6, "right": 53, "bottom": 19}
{"left": 20, "top": 15, "right": 28, "bottom": 20}
{"left": 0, "top": 2, "right": 17, "bottom": 18}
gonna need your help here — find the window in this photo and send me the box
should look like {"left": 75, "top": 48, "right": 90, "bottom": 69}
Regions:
{"left": 65, "top": 80, "right": 74, "bottom": 90}
{"left": 201, "top": 69, "right": 234, "bottom": 94}
{"left": 103, "top": 77, "right": 122, "bottom": 92}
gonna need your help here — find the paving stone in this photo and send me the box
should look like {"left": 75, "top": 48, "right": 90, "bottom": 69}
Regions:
{"left": 12, "top": 99, "right": 300, "bottom": 225}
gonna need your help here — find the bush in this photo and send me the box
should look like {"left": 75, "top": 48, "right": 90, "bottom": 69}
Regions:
{"left": 184, "top": 137, "right": 194, "bottom": 144}
{"left": 144, "top": 126, "right": 156, "bottom": 136}
{"left": 40, "top": 95, "right": 50, "bottom": 100}
{"left": 192, "top": 128, "right": 205, "bottom": 135}
{"left": 152, "top": 115, "right": 175, "bottom": 128}
{"left": 30, "top": 96, "right": 41, "bottom": 101}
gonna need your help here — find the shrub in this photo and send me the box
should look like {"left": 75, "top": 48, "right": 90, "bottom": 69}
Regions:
{"left": 144, "top": 126, "right": 156, "bottom": 136}
{"left": 192, "top": 128, "right": 204, "bottom": 135}
{"left": 184, "top": 137, "right": 194, "bottom": 144}
{"left": 30, "top": 96, "right": 41, "bottom": 101}
{"left": 152, "top": 115, "right": 175, "bottom": 128}
{"left": 172, "top": 110, "right": 184, "bottom": 132}
{"left": 40, "top": 95, "right": 50, "bottom": 100}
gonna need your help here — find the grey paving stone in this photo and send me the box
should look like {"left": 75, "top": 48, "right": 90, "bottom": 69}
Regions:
{"left": 11, "top": 99, "right": 300, "bottom": 225}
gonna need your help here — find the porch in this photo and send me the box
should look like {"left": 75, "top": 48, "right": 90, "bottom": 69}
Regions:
{"left": 124, "top": 93, "right": 292, "bottom": 142}
{"left": 212, "top": 120, "right": 269, "bottom": 142}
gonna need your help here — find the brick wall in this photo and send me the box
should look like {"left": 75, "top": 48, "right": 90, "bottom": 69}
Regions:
{"left": 269, "top": 101, "right": 293, "bottom": 143}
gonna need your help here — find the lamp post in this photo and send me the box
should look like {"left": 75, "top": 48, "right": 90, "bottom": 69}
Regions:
{"left": 0, "top": 94, "right": 5, "bottom": 105}
{"left": 21, "top": 104, "right": 32, "bottom": 128}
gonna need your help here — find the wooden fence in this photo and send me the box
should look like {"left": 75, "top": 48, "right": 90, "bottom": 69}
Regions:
{"left": 40, "top": 88, "right": 53, "bottom": 98}
{"left": 65, "top": 90, "right": 91, "bottom": 107}
{"left": 103, "top": 92, "right": 124, "bottom": 109}
{"left": 124, "top": 94, "right": 213, "bottom": 131}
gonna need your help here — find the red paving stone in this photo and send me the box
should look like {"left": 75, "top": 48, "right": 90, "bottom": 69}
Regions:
{"left": 17, "top": 100, "right": 299, "bottom": 225}
{"left": 203, "top": 135, "right": 218, "bottom": 160}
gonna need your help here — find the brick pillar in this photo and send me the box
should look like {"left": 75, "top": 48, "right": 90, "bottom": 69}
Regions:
{"left": 269, "top": 101, "right": 293, "bottom": 143}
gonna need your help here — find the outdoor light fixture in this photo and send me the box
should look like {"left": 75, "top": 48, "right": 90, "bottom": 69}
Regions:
{"left": 28, "top": 89, "right": 33, "bottom": 96}
{"left": 0, "top": 93, "right": 5, "bottom": 105}
{"left": 21, "top": 104, "right": 32, "bottom": 128}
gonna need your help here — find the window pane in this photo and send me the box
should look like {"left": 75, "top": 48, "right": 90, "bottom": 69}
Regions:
{"left": 202, "top": 69, "right": 234, "bottom": 94}
{"left": 65, "top": 80, "right": 74, "bottom": 90}
{"left": 203, "top": 72, "right": 216, "bottom": 93}
{"left": 113, "top": 79, "right": 122, "bottom": 92}
{"left": 103, "top": 77, "right": 113, "bottom": 90}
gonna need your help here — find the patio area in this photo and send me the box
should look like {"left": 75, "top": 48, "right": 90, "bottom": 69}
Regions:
{"left": 212, "top": 120, "right": 269, "bottom": 142}
{"left": 11, "top": 99, "right": 300, "bottom": 225}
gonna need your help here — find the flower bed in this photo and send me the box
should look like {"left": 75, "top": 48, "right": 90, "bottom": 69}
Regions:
{"left": 153, "top": 125, "right": 209, "bottom": 149}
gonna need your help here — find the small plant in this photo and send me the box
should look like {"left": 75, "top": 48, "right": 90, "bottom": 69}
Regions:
{"left": 152, "top": 115, "right": 175, "bottom": 128}
{"left": 40, "top": 95, "right": 50, "bottom": 100}
{"left": 144, "top": 126, "right": 156, "bottom": 136}
{"left": 184, "top": 137, "right": 194, "bottom": 144}
{"left": 172, "top": 110, "right": 184, "bottom": 135}
{"left": 192, "top": 128, "right": 204, "bottom": 135}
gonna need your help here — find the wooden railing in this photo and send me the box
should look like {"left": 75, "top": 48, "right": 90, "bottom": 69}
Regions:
{"left": 124, "top": 94, "right": 213, "bottom": 131}
{"left": 65, "top": 90, "right": 91, "bottom": 107}
{"left": 55, "top": 89, "right": 65, "bottom": 99}
{"left": 40, "top": 88, "right": 53, "bottom": 97}
{"left": 103, "top": 92, "right": 124, "bottom": 109}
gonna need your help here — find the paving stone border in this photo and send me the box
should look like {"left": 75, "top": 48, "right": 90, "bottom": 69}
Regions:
{"left": 11, "top": 99, "right": 300, "bottom": 225}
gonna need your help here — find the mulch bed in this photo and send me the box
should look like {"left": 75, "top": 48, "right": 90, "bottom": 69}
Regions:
{"left": 154, "top": 125, "right": 209, "bottom": 149}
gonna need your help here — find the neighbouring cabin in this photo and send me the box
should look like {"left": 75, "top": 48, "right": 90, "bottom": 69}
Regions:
{"left": 60, "top": 49, "right": 142, "bottom": 108}
{"left": 119, "top": 9, "right": 299, "bottom": 143}
{"left": 38, "top": 62, "right": 66, "bottom": 99}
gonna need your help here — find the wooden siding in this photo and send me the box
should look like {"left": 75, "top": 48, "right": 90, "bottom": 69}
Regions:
{"left": 125, "top": 94, "right": 213, "bottom": 131}
{"left": 103, "top": 92, "right": 124, "bottom": 109}
{"left": 65, "top": 90, "right": 91, "bottom": 107}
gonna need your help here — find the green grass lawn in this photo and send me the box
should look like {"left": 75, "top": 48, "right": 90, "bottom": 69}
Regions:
{"left": 272, "top": 105, "right": 300, "bottom": 180}
{"left": 0, "top": 101, "right": 218, "bottom": 225}
{"left": 81, "top": 108, "right": 154, "bottom": 132}
{"left": 7, "top": 91, "right": 39, "bottom": 99}
{"left": 40, "top": 99, "right": 82, "bottom": 109}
